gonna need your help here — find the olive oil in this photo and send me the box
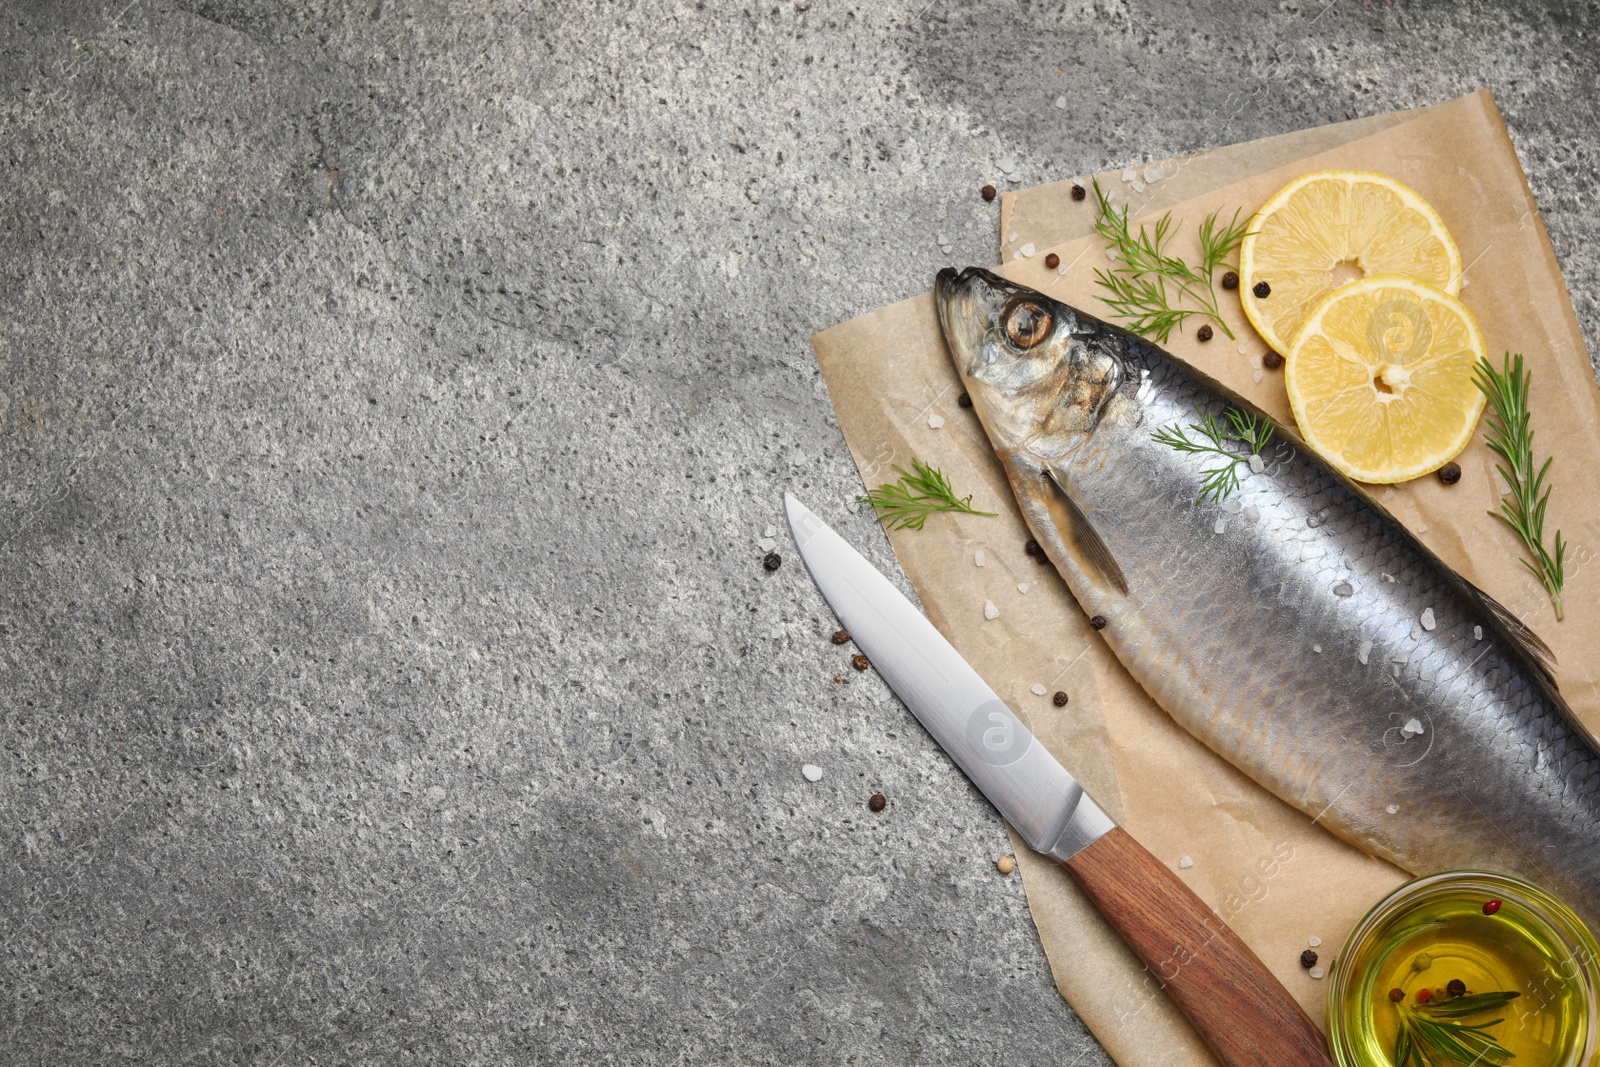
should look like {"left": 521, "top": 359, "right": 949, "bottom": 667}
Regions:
{"left": 1329, "top": 873, "right": 1599, "bottom": 1067}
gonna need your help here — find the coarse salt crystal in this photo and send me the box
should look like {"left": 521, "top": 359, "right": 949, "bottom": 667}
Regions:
{"left": 764, "top": 524, "right": 777, "bottom": 538}
{"left": 1309, "top": 936, "right": 1322, "bottom": 947}
{"left": 1240, "top": 343, "right": 1252, "bottom": 355}
{"left": 1381, "top": 573, "right": 1395, "bottom": 583}
{"left": 1417, "top": 523, "right": 1429, "bottom": 534}
{"left": 801, "top": 763, "right": 823, "bottom": 782}
{"left": 1411, "top": 625, "right": 1422, "bottom": 641}
{"left": 1386, "top": 804, "right": 1400, "bottom": 815}
{"left": 1248, "top": 454, "right": 1265, "bottom": 475}
{"left": 1008, "top": 231, "right": 1019, "bottom": 243}
{"left": 1122, "top": 167, "right": 1137, "bottom": 181}
{"left": 1057, "top": 262, "right": 1068, "bottom": 275}
{"left": 1006, "top": 172, "right": 1021, "bottom": 183}
{"left": 1143, "top": 165, "right": 1162, "bottom": 183}
{"left": 1310, "top": 967, "right": 1326, "bottom": 980}
{"left": 757, "top": 537, "right": 777, "bottom": 552}
{"left": 1017, "top": 582, "right": 1030, "bottom": 594}
{"left": 769, "top": 627, "right": 783, "bottom": 639}
{"left": 1019, "top": 242, "right": 1036, "bottom": 258}
{"left": 1333, "top": 581, "right": 1354, "bottom": 597}
{"left": 1031, "top": 684, "right": 1047, "bottom": 696}
{"left": 1222, "top": 498, "right": 1242, "bottom": 514}
{"left": 1392, "top": 648, "right": 1411, "bottom": 665}
{"left": 936, "top": 232, "right": 948, "bottom": 244}
{"left": 1358, "top": 640, "right": 1373, "bottom": 664}
{"left": 984, "top": 600, "right": 1000, "bottom": 620}
{"left": 1243, "top": 505, "right": 1260, "bottom": 523}
{"left": 1054, "top": 95, "right": 1068, "bottom": 109}
{"left": 1131, "top": 180, "right": 1146, "bottom": 192}
{"left": 1403, "top": 718, "right": 1424, "bottom": 736}
{"left": 1252, "top": 369, "right": 1264, "bottom": 384}
{"left": 1474, "top": 625, "right": 1483, "bottom": 641}
{"left": 1420, "top": 607, "right": 1436, "bottom": 631}
{"left": 975, "top": 550, "right": 987, "bottom": 567}
{"left": 997, "top": 156, "right": 1017, "bottom": 173}
{"left": 928, "top": 413, "right": 945, "bottom": 429}
{"left": 1178, "top": 855, "right": 1194, "bottom": 869}
{"left": 1313, "top": 644, "right": 1322, "bottom": 653}
{"left": 1214, "top": 518, "right": 1227, "bottom": 534}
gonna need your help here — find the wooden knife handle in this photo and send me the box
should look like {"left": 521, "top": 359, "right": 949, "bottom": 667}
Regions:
{"left": 1061, "top": 828, "right": 1333, "bottom": 1067}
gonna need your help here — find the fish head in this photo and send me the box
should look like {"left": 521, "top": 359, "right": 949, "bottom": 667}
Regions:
{"left": 934, "top": 267, "right": 1134, "bottom": 461}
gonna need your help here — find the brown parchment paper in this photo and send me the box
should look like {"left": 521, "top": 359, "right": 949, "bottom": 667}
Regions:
{"left": 809, "top": 90, "right": 1600, "bottom": 1067}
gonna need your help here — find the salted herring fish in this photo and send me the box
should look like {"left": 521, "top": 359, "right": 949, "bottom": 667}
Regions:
{"left": 934, "top": 266, "right": 1600, "bottom": 931}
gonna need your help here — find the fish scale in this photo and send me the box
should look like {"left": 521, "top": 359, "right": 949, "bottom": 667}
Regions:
{"left": 934, "top": 266, "right": 1600, "bottom": 932}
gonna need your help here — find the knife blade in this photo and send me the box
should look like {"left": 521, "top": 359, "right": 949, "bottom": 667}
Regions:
{"left": 785, "top": 493, "right": 1332, "bottom": 1067}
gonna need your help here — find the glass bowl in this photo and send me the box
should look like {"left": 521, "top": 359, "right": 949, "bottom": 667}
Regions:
{"left": 1328, "top": 871, "right": 1600, "bottom": 1067}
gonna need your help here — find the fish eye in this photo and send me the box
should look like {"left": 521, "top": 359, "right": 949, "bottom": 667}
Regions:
{"left": 1004, "top": 301, "right": 1052, "bottom": 349}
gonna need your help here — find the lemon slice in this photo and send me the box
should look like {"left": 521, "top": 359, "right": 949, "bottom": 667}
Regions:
{"left": 1240, "top": 170, "right": 1462, "bottom": 356}
{"left": 1285, "top": 276, "right": 1485, "bottom": 484}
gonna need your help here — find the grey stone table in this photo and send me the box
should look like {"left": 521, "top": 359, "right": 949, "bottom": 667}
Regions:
{"left": 2, "top": 2, "right": 1596, "bottom": 1063}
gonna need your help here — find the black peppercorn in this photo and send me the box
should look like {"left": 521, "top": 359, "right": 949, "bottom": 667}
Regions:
{"left": 831, "top": 629, "right": 851, "bottom": 645}
{"left": 1300, "top": 950, "right": 1319, "bottom": 969}
{"left": 958, "top": 391, "right": 972, "bottom": 408}
{"left": 1446, "top": 979, "right": 1466, "bottom": 998}
{"left": 1089, "top": 615, "right": 1107, "bottom": 630}
{"left": 868, "top": 793, "right": 887, "bottom": 812}
{"left": 851, "top": 653, "right": 870, "bottom": 671}
{"left": 1252, "top": 280, "right": 1272, "bottom": 299}
{"left": 1438, "top": 462, "right": 1461, "bottom": 485}
{"left": 1389, "top": 988, "right": 1406, "bottom": 1003}
{"left": 1052, "top": 691, "right": 1069, "bottom": 707}
{"left": 1263, "top": 350, "right": 1284, "bottom": 370}
{"left": 1024, "top": 539, "right": 1043, "bottom": 558}
{"left": 763, "top": 551, "right": 782, "bottom": 571}
{"left": 1045, "top": 252, "right": 1060, "bottom": 270}
{"left": 981, "top": 184, "right": 997, "bottom": 202}
{"left": 1196, "top": 324, "right": 1214, "bottom": 342}
{"left": 1221, "top": 271, "right": 1239, "bottom": 290}
{"left": 1071, "top": 184, "right": 1086, "bottom": 201}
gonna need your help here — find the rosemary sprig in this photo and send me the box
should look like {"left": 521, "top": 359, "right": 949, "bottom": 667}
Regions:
{"left": 1473, "top": 353, "right": 1565, "bottom": 621}
{"left": 1152, "top": 407, "right": 1274, "bottom": 504}
{"left": 1393, "top": 990, "right": 1521, "bottom": 1067}
{"left": 1091, "top": 179, "right": 1253, "bottom": 343}
{"left": 858, "top": 458, "right": 996, "bottom": 531}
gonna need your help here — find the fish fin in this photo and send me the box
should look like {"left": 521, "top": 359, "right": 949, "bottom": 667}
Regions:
{"left": 1464, "top": 579, "right": 1559, "bottom": 687}
{"left": 1042, "top": 469, "right": 1129, "bottom": 595}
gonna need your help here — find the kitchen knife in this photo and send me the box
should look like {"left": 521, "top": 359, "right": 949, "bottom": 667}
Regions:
{"left": 784, "top": 493, "right": 1332, "bottom": 1067}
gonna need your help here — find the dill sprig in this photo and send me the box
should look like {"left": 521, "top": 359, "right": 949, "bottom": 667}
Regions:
{"left": 858, "top": 458, "right": 996, "bottom": 531}
{"left": 1152, "top": 407, "right": 1274, "bottom": 504}
{"left": 1091, "top": 179, "right": 1253, "bottom": 343}
{"left": 1474, "top": 353, "right": 1565, "bottom": 621}
{"left": 1393, "top": 990, "right": 1520, "bottom": 1067}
